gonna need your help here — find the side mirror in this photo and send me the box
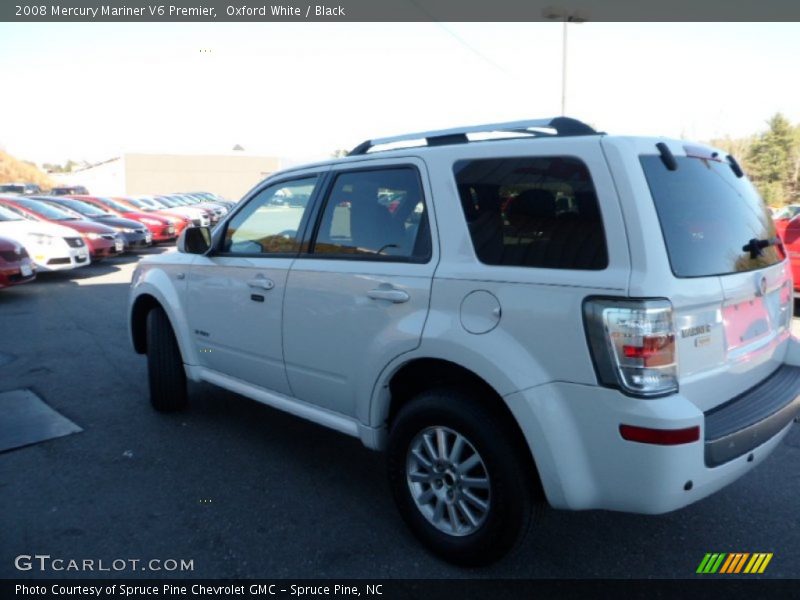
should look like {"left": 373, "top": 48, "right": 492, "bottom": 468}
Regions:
{"left": 178, "top": 226, "right": 211, "bottom": 254}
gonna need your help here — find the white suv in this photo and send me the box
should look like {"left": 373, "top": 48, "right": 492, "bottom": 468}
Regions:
{"left": 129, "top": 117, "right": 800, "bottom": 565}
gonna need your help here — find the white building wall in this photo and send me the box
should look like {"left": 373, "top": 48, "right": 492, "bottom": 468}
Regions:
{"left": 51, "top": 158, "right": 126, "bottom": 196}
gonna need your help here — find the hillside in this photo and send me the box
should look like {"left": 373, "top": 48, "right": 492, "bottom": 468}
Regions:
{"left": 0, "top": 151, "right": 54, "bottom": 189}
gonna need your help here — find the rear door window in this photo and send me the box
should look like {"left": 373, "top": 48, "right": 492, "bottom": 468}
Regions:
{"left": 640, "top": 155, "right": 782, "bottom": 278}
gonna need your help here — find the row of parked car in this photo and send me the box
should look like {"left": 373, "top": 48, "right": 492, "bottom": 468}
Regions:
{"left": 0, "top": 191, "right": 234, "bottom": 289}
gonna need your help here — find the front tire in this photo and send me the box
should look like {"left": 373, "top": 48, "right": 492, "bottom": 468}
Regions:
{"left": 387, "top": 387, "right": 538, "bottom": 566}
{"left": 145, "top": 307, "right": 188, "bottom": 412}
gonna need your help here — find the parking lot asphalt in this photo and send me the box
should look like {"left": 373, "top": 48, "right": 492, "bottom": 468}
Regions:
{"left": 1, "top": 251, "right": 799, "bottom": 580}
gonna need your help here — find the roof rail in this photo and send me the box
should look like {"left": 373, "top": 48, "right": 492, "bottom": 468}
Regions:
{"left": 348, "top": 116, "right": 598, "bottom": 156}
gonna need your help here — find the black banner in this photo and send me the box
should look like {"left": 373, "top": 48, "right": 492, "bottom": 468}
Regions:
{"left": 3, "top": 0, "right": 800, "bottom": 22}
{"left": 4, "top": 579, "right": 800, "bottom": 600}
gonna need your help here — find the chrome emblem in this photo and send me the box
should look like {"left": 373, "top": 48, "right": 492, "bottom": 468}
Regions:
{"left": 755, "top": 275, "right": 767, "bottom": 297}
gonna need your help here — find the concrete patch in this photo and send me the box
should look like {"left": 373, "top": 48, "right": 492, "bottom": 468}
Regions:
{"left": 0, "top": 389, "right": 82, "bottom": 453}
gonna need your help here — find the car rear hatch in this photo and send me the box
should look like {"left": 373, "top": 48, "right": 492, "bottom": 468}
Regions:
{"left": 636, "top": 143, "right": 798, "bottom": 463}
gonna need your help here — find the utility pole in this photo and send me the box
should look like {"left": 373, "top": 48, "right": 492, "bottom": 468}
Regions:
{"left": 543, "top": 7, "right": 588, "bottom": 116}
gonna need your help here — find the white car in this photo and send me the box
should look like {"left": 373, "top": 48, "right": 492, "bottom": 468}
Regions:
{"left": 0, "top": 204, "right": 90, "bottom": 271}
{"left": 167, "top": 194, "right": 228, "bottom": 222}
{"left": 131, "top": 196, "right": 211, "bottom": 228}
{"left": 128, "top": 117, "right": 800, "bottom": 565}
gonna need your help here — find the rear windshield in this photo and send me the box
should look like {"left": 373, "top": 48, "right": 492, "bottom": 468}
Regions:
{"left": 640, "top": 155, "right": 782, "bottom": 278}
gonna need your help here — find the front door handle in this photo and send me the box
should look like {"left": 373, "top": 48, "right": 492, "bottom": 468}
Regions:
{"left": 247, "top": 276, "right": 275, "bottom": 290}
{"left": 367, "top": 288, "right": 410, "bottom": 303}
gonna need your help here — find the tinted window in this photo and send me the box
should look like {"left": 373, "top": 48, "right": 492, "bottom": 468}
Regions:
{"left": 222, "top": 176, "right": 318, "bottom": 255}
{"left": 640, "top": 155, "right": 782, "bottom": 278}
{"left": 453, "top": 156, "right": 607, "bottom": 270}
{"left": 311, "top": 167, "right": 431, "bottom": 261}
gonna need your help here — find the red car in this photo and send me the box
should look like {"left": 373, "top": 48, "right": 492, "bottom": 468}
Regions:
{"left": 775, "top": 216, "right": 800, "bottom": 289}
{"left": 114, "top": 196, "right": 192, "bottom": 236}
{"left": 71, "top": 196, "right": 176, "bottom": 243}
{"left": 0, "top": 236, "right": 36, "bottom": 289}
{"left": 0, "top": 196, "right": 122, "bottom": 261}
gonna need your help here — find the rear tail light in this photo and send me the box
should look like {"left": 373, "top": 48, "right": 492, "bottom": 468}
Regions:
{"left": 584, "top": 298, "right": 678, "bottom": 397}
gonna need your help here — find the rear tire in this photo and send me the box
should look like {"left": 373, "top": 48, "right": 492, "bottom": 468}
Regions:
{"left": 387, "top": 387, "right": 538, "bottom": 566}
{"left": 146, "top": 307, "right": 188, "bottom": 412}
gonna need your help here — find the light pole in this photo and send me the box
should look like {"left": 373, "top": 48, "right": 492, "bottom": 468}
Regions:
{"left": 542, "top": 7, "right": 588, "bottom": 115}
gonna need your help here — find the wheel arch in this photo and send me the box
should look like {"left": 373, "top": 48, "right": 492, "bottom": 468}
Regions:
{"left": 130, "top": 293, "right": 161, "bottom": 354}
{"left": 382, "top": 357, "right": 545, "bottom": 498}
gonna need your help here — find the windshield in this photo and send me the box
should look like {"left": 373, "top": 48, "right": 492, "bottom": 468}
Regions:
{"left": 130, "top": 198, "right": 160, "bottom": 210}
{"left": 14, "top": 199, "right": 78, "bottom": 221}
{"left": 156, "top": 196, "right": 180, "bottom": 208}
{"left": 98, "top": 197, "right": 132, "bottom": 212}
{"left": 53, "top": 199, "right": 110, "bottom": 217}
{"left": 640, "top": 154, "right": 783, "bottom": 278}
{"left": 774, "top": 205, "right": 800, "bottom": 220}
{"left": 0, "top": 205, "right": 24, "bottom": 221}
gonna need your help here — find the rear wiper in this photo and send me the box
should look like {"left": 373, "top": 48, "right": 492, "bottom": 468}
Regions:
{"left": 742, "top": 237, "right": 780, "bottom": 259}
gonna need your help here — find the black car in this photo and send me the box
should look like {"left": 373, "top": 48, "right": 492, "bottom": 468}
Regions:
{"left": 50, "top": 185, "right": 89, "bottom": 196}
{"left": 0, "top": 183, "right": 42, "bottom": 195}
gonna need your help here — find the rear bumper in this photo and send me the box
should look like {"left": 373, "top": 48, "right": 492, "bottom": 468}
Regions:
{"left": 505, "top": 374, "right": 799, "bottom": 515}
{"left": 705, "top": 365, "right": 800, "bottom": 466}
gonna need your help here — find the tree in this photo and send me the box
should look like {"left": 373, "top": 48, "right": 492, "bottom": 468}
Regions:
{"left": 746, "top": 113, "right": 799, "bottom": 206}
{"left": 0, "top": 151, "right": 55, "bottom": 188}
{"left": 42, "top": 159, "right": 79, "bottom": 174}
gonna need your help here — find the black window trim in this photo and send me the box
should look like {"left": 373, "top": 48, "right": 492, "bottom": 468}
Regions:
{"left": 210, "top": 171, "right": 330, "bottom": 259}
{"left": 299, "top": 163, "right": 433, "bottom": 265}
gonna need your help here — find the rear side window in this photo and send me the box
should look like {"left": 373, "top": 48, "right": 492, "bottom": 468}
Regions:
{"left": 453, "top": 156, "right": 607, "bottom": 270}
{"left": 640, "top": 155, "right": 782, "bottom": 278}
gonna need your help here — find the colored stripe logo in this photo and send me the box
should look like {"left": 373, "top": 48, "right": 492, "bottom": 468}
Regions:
{"left": 696, "top": 553, "right": 773, "bottom": 574}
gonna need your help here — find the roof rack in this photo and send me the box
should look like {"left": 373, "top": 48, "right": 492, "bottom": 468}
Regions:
{"left": 348, "top": 116, "right": 598, "bottom": 156}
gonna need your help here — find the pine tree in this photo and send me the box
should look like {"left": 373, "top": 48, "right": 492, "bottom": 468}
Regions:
{"left": 747, "top": 113, "right": 797, "bottom": 205}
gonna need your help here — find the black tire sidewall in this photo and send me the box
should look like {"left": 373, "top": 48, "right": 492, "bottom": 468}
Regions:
{"left": 387, "top": 387, "right": 533, "bottom": 566}
{"left": 145, "top": 307, "right": 188, "bottom": 412}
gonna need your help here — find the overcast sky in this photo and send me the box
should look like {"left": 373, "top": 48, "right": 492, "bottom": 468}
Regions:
{"left": 1, "top": 22, "right": 798, "bottom": 164}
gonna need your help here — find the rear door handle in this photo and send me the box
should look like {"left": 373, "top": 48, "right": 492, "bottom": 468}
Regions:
{"left": 247, "top": 276, "right": 275, "bottom": 290}
{"left": 367, "top": 288, "right": 410, "bottom": 303}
